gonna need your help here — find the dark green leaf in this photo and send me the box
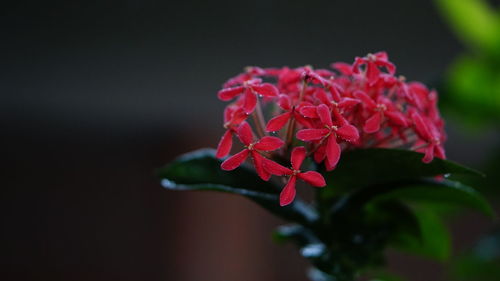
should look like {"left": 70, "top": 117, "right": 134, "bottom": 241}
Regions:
{"left": 391, "top": 205, "right": 451, "bottom": 261}
{"left": 323, "top": 148, "right": 483, "bottom": 193}
{"left": 368, "top": 179, "right": 494, "bottom": 217}
{"left": 158, "top": 148, "right": 318, "bottom": 225}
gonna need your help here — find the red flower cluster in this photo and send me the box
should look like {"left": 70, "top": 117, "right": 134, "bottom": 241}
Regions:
{"left": 215, "top": 52, "right": 446, "bottom": 206}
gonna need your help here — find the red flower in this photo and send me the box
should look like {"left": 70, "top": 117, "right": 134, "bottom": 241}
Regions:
{"left": 218, "top": 78, "right": 279, "bottom": 114}
{"left": 216, "top": 106, "right": 248, "bottom": 158}
{"left": 264, "top": 147, "right": 326, "bottom": 206}
{"left": 214, "top": 52, "right": 447, "bottom": 206}
{"left": 265, "top": 94, "right": 312, "bottom": 132}
{"left": 353, "top": 91, "right": 407, "bottom": 134}
{"left": 353, "top": 51, "right": 395, "bottom": 86}
{"left": 223, "top": 66, "right": 267, "bottom": 88}
{"left": 221, "top": 122, "right": 284, "bottom": 180}
{"left": 411, "top": 112, "right": 445, "bottom": 163}
{"left": 296, "top": 104, "right": 359, "bottom": 170}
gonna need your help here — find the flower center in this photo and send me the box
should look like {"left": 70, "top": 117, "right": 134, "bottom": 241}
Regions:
{"left": 292, "top": 169, "right": 301, "bottom": 176}
{"left": 247, "top": 143, "right": 256, "bottom": 150}
{"left": 431, "top": 138, "right": 440, "bottom": 145}
{"left": 376, "top": 104, "right": 387, "bottom": 112}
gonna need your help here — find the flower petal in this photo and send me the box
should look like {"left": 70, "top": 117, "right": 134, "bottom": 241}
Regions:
{"left": 422, "top": 145, "right": 435, "bottom": 164}
{"left": 280, "top": 176, "right": 297, "bottom": 206}
{"left": 298, "top": 171, "right": 326, "bottom": 187}
{"left": 435, "top": 145, "right": 446, "bottom": 160}
{"left": 243, "top": 89, "right": 257, "bottom": 113}
{"left": 331, "top": 62, "right": 353, "bottom": 75}
{"left": 217, "top": 86, "right": 245, "bottom": 101}
{"left": 291, "top": 146, "right": 306, "bottom": 170}
{"left": 278, "top": 94, "right": 292, "bottom": 110}
{"left": 220, "top": 149, "right": 249, "bottom": 170}
{"left": 266, "top": 111, "right": 292, "bottom": 132}
{"left": 363, "top": 112, "right": 382, "bottom": 134}
{"left": 263, "top": 159, "right": 292, "bottom": 176}
{"left": 299, "top": 106, "right": 319, "bottom": 118}
{"left": 366, "top": 62, "right": 381, "bottom": 85}
{"left": 296, "top": 129, "right": 329, "bottom": 141}
{"left": 411, "top": 112, "right": 431, "bottom": 140}
{"left": 237, "top": 122, "right": 254, "bottom": 146}
{"left": 251, "top": 83, "right": 279, "bottom": 97}
{"left": 229, "top": 108, "right": 248, "bottom": 125}
{"left": 216, "top": 130, "right": 233, "bottom": 158}
{"left": 254, "top": 136, "right": 284, "bottom": 151}
{"left": 314, "top": 88, "right": 332, "bottom": 104}
{"left": 317, "top": 104, "right": 333, "bottom": 127}
{"left": 353, "top": 91, "right": 377, "bottom": 109}
{"left": 313, "top": 145, "right": 326, "bottom": 163}
{"left": 326, "top": 134, "right": 341, "bottom": 169}
{"left": 337, "top": 124, "right": 359, "bottom": 142}
{"left": 251, "top": 151, "right": 271, "bottom": 181}
{"left": 338, "top": 98, "right": 360, "bottom": 109}
{"left": 385, "top": 111, "right": 408, "bottom": 127}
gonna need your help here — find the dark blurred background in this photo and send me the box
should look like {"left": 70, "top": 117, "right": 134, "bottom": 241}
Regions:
{"left": 2, "top": 1, "right": 499, "bottom": 281}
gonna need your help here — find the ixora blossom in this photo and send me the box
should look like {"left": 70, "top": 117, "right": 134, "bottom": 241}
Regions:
{"left": 215, "top": 52, "right": 446, "bottom": 206}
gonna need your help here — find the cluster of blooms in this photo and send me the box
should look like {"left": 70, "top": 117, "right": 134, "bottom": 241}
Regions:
{"left": 215, "top": 52, "right": 446, "bottom": 206}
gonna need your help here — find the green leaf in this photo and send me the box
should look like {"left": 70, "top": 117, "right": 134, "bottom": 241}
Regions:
{"left": 435, "top": 0, "right": 500, "bottom": 54}
{"left": 368, "top": 179, "right": 494, "bottom": 217}
{"left": 392, "top": 205, "right": 451, "bottom": 261}
{"left": 323, "top": 148, "right": 483, "bottom": 193}
{"left": 158, "top": 148, "right": 318, "bottom": 225}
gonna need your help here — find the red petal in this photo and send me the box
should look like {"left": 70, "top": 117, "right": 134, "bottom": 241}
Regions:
{"left": 278, "top": 94, "right": 292, "bottom": 110}
{"left": 325, "top": 158, "right": 337, "bottom": 171}
{"left": 298, "top": 171, "right": 326, "bottom": 187}
{"left": 280, "top": 176, "right": 297, "bottom": 206}
{"left": 237, "top": 122, "right": 254, "bottom": 146}
{"left": 291, "top": 146, "right": 306, "bottom": 170}
{"left": 435, "top": 145, "right": 446, "bottom": 160}
{"left": 251, "top": 151, "right": 271, "bottom": 181}
{"left": 314, "top": 88, "right": 332, "bottom": 104}
{"left": 422, "top": 145, "right": 434, "bottom": 164}
{"left": 353, "top": 91, "right": 377, "bottom": 109}
{"left": 352, "top": 57, "right": 364, "bottom": 74}
{"left": 378, "top": 61, "right": 396, "bottom": 74}
{"left": 223, "top": 106, "right": 235, "bottom": 123}
{"left": 263, "top": 159, "right": 292, "bottom": 176}
{"left": 217, "top": 86, "right": 244, "bottom": 101}
{"left": 374, "top": 51, "right": 388, "bottom": 61}
{"left": 326, "top": 135, "right": 341, "bottom": 169}
{"left": 252, "top": 83, "right": 279, "bottom": 97}
{"left": 337, "top": 124, "right": 359, "bottom": 142}
{"left": 220, "top": 149, "right": 249, "bottom": 170}
{"left": 313, "top": 145, "right": 326, "bottom": 163}
{"left": 331, "top": 62, "right": 353, "bottom": 75}
{"left": 216, "top": 130, "right": 233, "bottom": 158}
{"left": 411, "top": 112, "right": 431, "bottom": 140}
{"left": 229, "top": 108, "right": 248, "bottom": 125}
{"left": 254, "top": 136, "right": 284, "bottom": 151}
{"left": 299, "top": 106, "right": 319, "bottom": 118}
{"left": 364, "top": 112, "right": 382, "bottom": 134}
{"left": 317, "top": 104, "right": 333, "bottom": 127}
{"left": 366, "top": 62, "right": 380, "bottom": 85}
{"left": 385, "top": 111, "right": 408, "bottom": 127}
{"left": 243, "top": 89, "right": 257, "bottom": 113}
{"left": 266, "top": 112, "right": 292, "bottom": 132}
{"left": 296, "top": 129, "right": 329, "bottom": 141}
{"left": 338, "top": 98, "right": 360, "bottom": 109}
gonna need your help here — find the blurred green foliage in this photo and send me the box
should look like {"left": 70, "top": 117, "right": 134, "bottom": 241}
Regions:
{"left": 435, "top": 0, "right": 500, "bottom": 125}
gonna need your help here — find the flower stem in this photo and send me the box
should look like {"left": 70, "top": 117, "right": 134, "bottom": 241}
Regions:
{"left": 252, "top": 98, "right": 267, "bottom": 138}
